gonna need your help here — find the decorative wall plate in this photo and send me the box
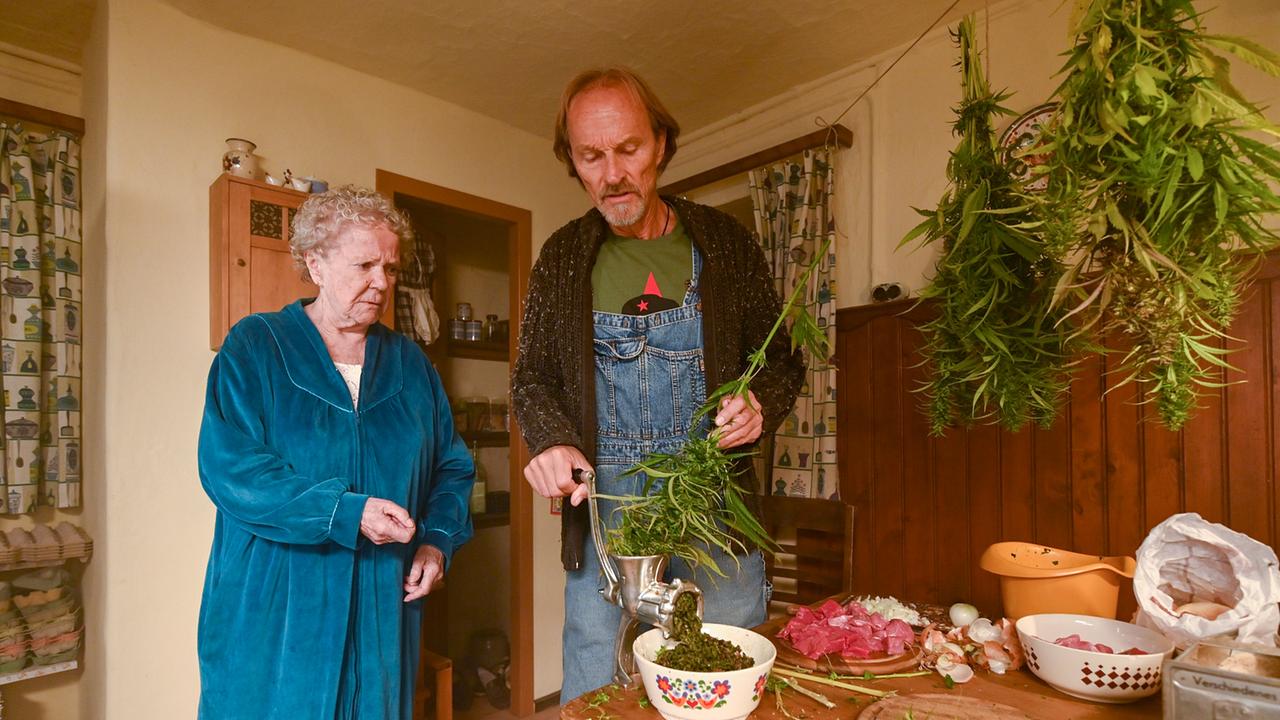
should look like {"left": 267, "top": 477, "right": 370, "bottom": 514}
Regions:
{"left": 999, "top": 102, "right": 1058, "bottom": 192}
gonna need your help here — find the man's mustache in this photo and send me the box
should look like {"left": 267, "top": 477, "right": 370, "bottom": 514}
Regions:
{"left": 602, "top": 182, "right": 640, "bottom": 197}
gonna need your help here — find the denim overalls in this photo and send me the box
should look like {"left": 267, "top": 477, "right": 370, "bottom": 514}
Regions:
{"left": 560, "top": 246, "right": 768, "bottom": 702}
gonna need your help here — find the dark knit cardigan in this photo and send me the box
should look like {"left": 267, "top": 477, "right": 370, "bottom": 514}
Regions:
{"left": 512, "top": 197, "right": 805, "bottom": 571}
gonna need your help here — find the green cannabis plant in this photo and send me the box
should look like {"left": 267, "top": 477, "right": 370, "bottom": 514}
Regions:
{"left": 904, "top": 16, "right": 1078, "bottom": 435}
{"left": 1041, "top": 0, "right": 1280, "bottom": 429}
{"left": 601, "top": 237, "right": 833, "bottom": 576}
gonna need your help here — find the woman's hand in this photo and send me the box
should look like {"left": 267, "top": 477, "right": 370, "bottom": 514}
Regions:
{"left": 360, "top": 497, "right": 416, "bottom": 544}
{"left": 523, "top": 445, "right": 592, "bottom": 507}
{"left": 404, "top": 544, "right": 445, "bottom": 602}
{"left": 714, "top": 389, "right": 764, "bottom": 449}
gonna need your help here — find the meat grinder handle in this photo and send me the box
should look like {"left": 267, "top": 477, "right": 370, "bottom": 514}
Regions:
{"left": 572, "top": 468, "right": 621, "bottom": 599}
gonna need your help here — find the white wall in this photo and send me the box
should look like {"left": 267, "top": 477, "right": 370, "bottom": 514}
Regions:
{"left": 82, "top": 0, "right": 584, "bottom": 715}
{"left": 667, "top": 0, "right": 1280, "bottom": 308}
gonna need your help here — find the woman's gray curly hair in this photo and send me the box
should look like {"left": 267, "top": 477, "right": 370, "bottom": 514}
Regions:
{"left": 289, "top": 185, "right": 413, "bottom": 283}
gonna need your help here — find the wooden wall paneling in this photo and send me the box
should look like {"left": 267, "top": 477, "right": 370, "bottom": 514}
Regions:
{"left": 1102, "top": 340, "right": 1145, "bottom": 557}
{"left": 1140, "top": 407, "right": 1183, "bottom": 538}
{"left": 1272, "top": 277, "right": 1280, "bottom": 551}
{"left": 1224, "top": 282, "right": 1274, "bottom": 546}
{"left": 999, "top": 429, "right": 1035, "bottom": 549}
{"left": 834, "top": 257, "right": 1280, "bottom": 612}
{"left": 1182, "top": 351, "right": 1228, "bottom": 525}
{"left": 1070, "top": 354, "right": 1106, "bottom": 555}
{"left": 869, "top": 315, "right": 906, "bottom": 599}
{"left": 933, "top": 426, "right": 970, "bottom": 605}
{"left": 841, "top": 319, "right": 876, "bottom": 594}
{"left": 900, "top": 322, "right": 938, "bottom": 602}
{"left": 1031, "top": 422, "right": 1073, "bottom": 552}
{"left": 966, "top": 424, "right": 1003, "bottom": 615}
{"left": 1101, "top": 354, "right": 1144, "bottom": 622}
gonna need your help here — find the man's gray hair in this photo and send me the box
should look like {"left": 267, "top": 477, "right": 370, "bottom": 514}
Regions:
{"left": 289, "top": 185, "right": 413, "bottom": 282}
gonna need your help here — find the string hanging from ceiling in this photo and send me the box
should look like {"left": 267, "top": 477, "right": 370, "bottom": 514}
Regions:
{"left": 814, "top": 0, "right": 964, "bottom": 151}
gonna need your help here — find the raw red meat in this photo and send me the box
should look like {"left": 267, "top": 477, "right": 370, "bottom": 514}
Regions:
{"left": 778, "top": 599, "right": 915, "bottom": 659}
{"left": 1053, "top": 634, "right": 1148, "bottom": 655}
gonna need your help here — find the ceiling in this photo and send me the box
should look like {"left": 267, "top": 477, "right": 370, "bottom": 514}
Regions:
{"left": 7, "top": 0, "right": 987, "bottom": 137}
{"left": 0, "top": 0, "right": 94, "bottom": 65}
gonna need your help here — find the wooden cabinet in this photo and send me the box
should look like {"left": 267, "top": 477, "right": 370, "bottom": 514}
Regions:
{"left": 208, "top": 174, "right": 393, "bottom": 349}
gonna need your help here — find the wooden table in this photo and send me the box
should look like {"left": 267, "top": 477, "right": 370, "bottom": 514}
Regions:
{"left": 561, "top": 614, "right": 1162, "bottom": 720}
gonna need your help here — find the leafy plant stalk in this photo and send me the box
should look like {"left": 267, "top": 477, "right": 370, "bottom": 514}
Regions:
{"left": 1040, "top": 0, "right": 1280, "bottom": 428}
{"left": 903, "top": 15, "right": 1078, "bottom": 435}
{"left": 599, "top": 236, "right": 833, "bottom": 574}
{"left": 770, "top": 666, "right": 895, "bottom": 699}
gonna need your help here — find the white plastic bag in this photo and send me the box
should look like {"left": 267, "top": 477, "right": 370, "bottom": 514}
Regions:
{"left": 1134, "top": 512, "right": 1280, "bottom": 649}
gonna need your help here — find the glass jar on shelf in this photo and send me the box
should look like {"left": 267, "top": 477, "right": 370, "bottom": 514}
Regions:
{"left": 487, "top": 398, "right": 509, "bottom": 432}
{"left": 463, "top": 397, "right": 489, "bottom": 434}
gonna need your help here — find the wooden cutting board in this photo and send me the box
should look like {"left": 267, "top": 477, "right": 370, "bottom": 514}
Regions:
{"left": 859, "top": 693, "right": 1032, "bottom": 719}
{"left": 773, "top": 635, "right": 923, "bottom": 675}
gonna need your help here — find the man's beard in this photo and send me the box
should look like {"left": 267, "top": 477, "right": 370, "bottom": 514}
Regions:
{"left": 598, "top": 182, "right": 646, "bottom": 228}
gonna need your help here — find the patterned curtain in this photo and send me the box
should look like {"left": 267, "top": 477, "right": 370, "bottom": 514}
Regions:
{"left": 0, "top": 121, "right": 82, "bottom": 513}
{"left": 748, "top": 149, "right": 837, "bottom": 500}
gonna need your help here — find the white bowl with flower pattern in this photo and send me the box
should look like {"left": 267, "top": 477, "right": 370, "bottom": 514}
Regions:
{"left": 1016, "top": 613, "right": 1174, "bottom": 703}
{"left": 633, "top": 623, "right": 776, "bottom": 720}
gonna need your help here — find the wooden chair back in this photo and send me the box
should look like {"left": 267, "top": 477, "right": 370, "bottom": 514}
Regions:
{"left": 759, "top": 495, "right": 856, "bottom": 611}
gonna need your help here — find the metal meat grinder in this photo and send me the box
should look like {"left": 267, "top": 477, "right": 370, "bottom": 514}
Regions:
{"left": 577, "top": 469, "right": 704, "bottom": 687}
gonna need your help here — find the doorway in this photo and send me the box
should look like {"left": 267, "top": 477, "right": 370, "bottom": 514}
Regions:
{"left": 376, "top": 170, "right": 535, "bottom": 719}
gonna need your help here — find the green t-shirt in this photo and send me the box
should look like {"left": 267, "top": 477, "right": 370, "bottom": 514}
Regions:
{"left": 592, "top": 223, "right": 693, "bottom": 315}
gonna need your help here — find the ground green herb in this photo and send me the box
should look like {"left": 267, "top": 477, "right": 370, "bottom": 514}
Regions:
{"left": 585, "top": 689, "right": 615, "bottom": 720}
{"left": 653, "top": 592, "right": 754, "bottom": 672}
{"left": 669, "top": 592, "right": 702, "bottom": 641}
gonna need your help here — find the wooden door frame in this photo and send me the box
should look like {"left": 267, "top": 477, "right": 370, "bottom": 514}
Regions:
{"left": 376, "top": 169, "right": 536, "bottom": 717}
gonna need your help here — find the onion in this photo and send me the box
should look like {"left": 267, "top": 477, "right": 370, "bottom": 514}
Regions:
{"left": 949, "top": 602, "right": 979, "bottom": 627}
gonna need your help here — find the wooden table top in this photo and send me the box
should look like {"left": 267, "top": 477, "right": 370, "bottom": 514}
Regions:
{"left": 561, "top": 613, "right": 1162, "bottom": 720}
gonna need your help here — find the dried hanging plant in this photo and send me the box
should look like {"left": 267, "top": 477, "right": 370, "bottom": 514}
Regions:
{"left": 903, "top": 16, "right": 1078, "bottom": 435}
{"left": 1040, "top": 0, "right": 1280, "bottom": 429}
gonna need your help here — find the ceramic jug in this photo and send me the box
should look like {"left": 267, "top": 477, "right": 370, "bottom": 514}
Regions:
{"left": 222, "top": 138, "right": 259, "bottom": 179}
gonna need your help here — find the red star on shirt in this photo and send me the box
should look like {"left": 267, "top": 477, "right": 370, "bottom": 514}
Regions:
{"left": 637, "top": 299, "right": 649, "bottom": 312}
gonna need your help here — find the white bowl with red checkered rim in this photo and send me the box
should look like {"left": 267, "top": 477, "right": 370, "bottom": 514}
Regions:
{"left": 1016, "top": 613, "right": 1175, "bottom": 703}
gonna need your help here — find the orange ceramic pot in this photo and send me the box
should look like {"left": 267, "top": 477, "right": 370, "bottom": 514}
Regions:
{"left": 979, "top": 542, "right": 1136, "bottom": 620}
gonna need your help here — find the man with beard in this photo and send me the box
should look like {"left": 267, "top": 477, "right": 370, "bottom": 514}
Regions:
{"left": 512, "top": 67, "right": 804, "bottom": 701}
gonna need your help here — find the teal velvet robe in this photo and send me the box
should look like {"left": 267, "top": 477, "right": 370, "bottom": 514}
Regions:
{"left": 197, "top": 301, "right": 474, "bottom": 719}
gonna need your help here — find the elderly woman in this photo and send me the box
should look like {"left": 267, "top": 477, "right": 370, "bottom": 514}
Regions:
{"left": 197, "top": 186, "right": 474, "bottom": 719}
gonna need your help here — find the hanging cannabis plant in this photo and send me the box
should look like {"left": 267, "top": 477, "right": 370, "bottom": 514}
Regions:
{"left": 1040, "top": 0, "right": 1280, "bottom": 429}
{"left": 600, "top": 238, "right": 832, "bottom": 576}
{"left": 903, "top": 16, "right": 1077, "bottom": 435}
